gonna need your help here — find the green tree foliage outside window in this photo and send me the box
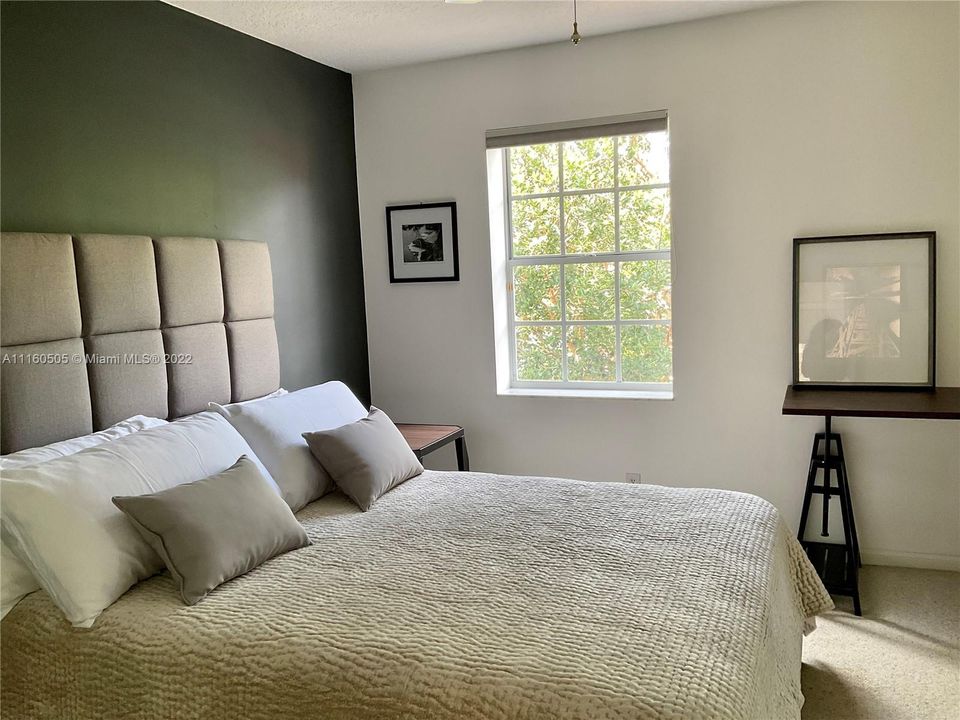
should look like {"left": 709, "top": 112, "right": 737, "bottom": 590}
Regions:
{"left": 508, "top": 131, "right": 672, "bottom": 386}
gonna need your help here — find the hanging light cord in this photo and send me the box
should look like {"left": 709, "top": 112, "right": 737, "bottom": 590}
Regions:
{"left": 570, "top": 0, "right": 582, "bottom": 45}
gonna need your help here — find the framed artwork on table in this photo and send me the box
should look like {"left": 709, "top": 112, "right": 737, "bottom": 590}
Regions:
{"left": 386, "top": 202, "right": 459, "bottom": 283}
{"left": 793, "top": 231, "right": 936, "bottom": 389}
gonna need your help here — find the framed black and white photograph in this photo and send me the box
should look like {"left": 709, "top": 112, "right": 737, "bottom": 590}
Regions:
{"left": 386, "top": 202, "right": 459, "bottom": 283}
{"left": 793, "top": 231, "right": 936, "bottom": 389}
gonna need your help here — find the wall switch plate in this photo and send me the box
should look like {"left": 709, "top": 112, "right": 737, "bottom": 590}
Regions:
{"left": 625, "top": 472, "right": 642, "bottom": 484}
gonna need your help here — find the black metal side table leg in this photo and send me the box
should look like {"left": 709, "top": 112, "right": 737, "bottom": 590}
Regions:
{"left": 455, "top": 436, "right": 469, "bottom": 471}
{"left": 836, "top": 471, "right": 862, "bottom": 615}
{"left": 798, "top": 415, "right": 862, "bottom": 616}
{"left": 797, "top": 431, "right": 821, "bottom": 544}
{"left": 836, "top": 435, "right": 861, "bottom": 568}
{"left": 821, "top": 417, "right": 836, "bottom": 538}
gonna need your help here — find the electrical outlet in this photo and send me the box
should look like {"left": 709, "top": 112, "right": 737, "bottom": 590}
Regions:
{"left": 625, "top": 472, "right": 642, "bottom": 484}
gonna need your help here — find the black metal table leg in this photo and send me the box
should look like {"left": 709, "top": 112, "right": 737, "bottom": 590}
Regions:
{"left": 821, "top": 417, "right": 832, "bottom": 536}
{"left": 836, "top": 435, "right": 862, "bottom": 569}
{"left": 836, "top": 463, "right": 862, "bottom": 616}
{"left": 799, "top": 414, "right": 862, "bottom": 615}
{"left": 455, "top": 436, "right": 469, "bottom": 471}
{"left": 797, "top": 433, "right": 820, "bottom": 544}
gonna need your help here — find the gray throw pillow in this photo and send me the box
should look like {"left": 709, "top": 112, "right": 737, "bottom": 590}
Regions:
{"left": 302, "top": 406, "right": 423, "bottom": 511}
{"left": 113, "top": 455, "right": 310, "bottom": 605}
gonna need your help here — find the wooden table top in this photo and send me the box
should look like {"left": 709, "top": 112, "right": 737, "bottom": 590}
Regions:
{"left": 395, "top": 423, "right": 464, "bottom": 452}
{"left": 782, "top": 386, "right": 960, "bottom": 420}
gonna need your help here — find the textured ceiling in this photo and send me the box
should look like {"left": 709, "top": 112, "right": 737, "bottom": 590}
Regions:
{"left": 167, "top": 0, "right": 790, "bottom": 73}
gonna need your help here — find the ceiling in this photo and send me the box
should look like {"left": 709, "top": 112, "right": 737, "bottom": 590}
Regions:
{"left": 167, "top": 0, "right": 790, "bottom": 73}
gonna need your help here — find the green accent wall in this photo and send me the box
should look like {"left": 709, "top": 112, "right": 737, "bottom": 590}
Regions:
{"left": 1, "top": 0, "right": 369, "bottom": 401}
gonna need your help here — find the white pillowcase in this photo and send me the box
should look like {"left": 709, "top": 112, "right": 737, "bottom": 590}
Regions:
{"left": 0, "top": 542, "right": 39, "bottom": 620}
{"left": 0, "top": 412, "right": 274, "bottom": 627}
{"left": 0, "top": 415, "right": 168, "bottom": 470}
{"left": 0, "top": 415, "right": 168, "bottom": 620}
{"left": 210, "top": 381, "right": 367, "bottom": 511}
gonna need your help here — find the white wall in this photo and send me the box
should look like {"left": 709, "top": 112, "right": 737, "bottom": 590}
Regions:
{"left": 354, "top": 1, "right": 960, "bottom": 570}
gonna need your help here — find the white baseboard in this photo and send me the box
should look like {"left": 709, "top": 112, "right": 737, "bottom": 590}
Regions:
{"left": 862, "top": 549, "right": 960, "bottom": 572}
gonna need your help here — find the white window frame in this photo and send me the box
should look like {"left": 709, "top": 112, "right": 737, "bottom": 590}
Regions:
{"left": 487, "top": 112, "right": 673, "bottom": 399}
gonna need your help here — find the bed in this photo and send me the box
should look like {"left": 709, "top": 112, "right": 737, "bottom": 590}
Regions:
{"left": 0, "top": 232, "right": 832, "bottom": 719}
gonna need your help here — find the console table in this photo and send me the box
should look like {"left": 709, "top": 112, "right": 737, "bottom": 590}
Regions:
{"left": 782, "top": 386, "right": 960, "bottom": 615}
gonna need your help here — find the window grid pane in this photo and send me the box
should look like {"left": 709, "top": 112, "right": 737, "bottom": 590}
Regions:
{"left": 514, "top": 265, "right": 561, "bottom": 321}
{"left": 567, "top": 325, "right": 617, "bottom": 382}
{"left": 620, "top": 259, "right": 672, "bottom": 320}
{"left": 516, "top": 325, "right": 563, "bottom": 381}
{"left": 564, "top": 262, "right": 616, "bottom": 321}
{"left": 564, "top": 193, "right": 615, "bottom": 254}
{"left": 620, "top": 188, "right": 671, "bottom": 251}
{"left": 506, "top": 132, "right": 671, "bottom": 387}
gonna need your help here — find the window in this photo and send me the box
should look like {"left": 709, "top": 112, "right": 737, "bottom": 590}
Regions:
{"left": 487, "top": 112, "right": 673, "bottom": 397}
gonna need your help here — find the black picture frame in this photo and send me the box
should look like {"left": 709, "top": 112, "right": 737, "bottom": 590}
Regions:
{"left": 792, "top": 231, "right": 936, "bottom": 390}
{"left": 385, "top": 202, "right": 460, "bottom": 283}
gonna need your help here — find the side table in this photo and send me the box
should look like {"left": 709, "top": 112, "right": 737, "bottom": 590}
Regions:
{"left": 395, "top": 424, "right": 469, "bottom": 471}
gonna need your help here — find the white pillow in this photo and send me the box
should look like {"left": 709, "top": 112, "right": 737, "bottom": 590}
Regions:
{"left": 0, "top": 415, "right": 168, "bottom": 620}
{"left": 0, "top": 415, "right": 168, "bottom": 470}
{"left": 210, "top": 381, "right": 367, "bottom": 512}
{"left": 0, "top": 412, "right": 274, "bottom": 627}
{"left": 0, "top": 542, "right": 39, "bottom": 619}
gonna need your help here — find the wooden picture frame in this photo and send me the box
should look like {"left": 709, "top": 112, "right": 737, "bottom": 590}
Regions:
{"left": 792, "top": 231, "right": 936, "bottom": 389}
{"left": 386, "top": 202, "right": 459, "bottom": 283}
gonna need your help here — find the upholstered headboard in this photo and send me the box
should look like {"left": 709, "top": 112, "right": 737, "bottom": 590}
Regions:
{"left": 0, "top": 233, "right": 280, "bottom": 454}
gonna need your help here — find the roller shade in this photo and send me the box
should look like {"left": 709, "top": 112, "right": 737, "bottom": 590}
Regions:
{"left": 486, "top": 111, "right": 667, "bottom": 149}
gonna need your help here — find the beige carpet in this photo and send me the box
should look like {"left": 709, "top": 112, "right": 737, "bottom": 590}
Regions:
{"left": 802, "top": 565, "right": 959, "bottom": 720}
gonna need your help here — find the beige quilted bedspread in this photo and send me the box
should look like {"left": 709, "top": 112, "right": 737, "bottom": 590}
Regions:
{"left": 1, "top": 470, "right": 832, "bottom": 720}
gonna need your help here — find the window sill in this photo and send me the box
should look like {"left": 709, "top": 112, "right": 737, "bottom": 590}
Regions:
{"left": 497, "top": 387, "right": 673, "bottom": 400}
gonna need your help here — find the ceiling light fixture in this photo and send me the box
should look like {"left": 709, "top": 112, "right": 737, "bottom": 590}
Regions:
{"left": 570, "top": 0, "right": 582, "bottom": 45}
